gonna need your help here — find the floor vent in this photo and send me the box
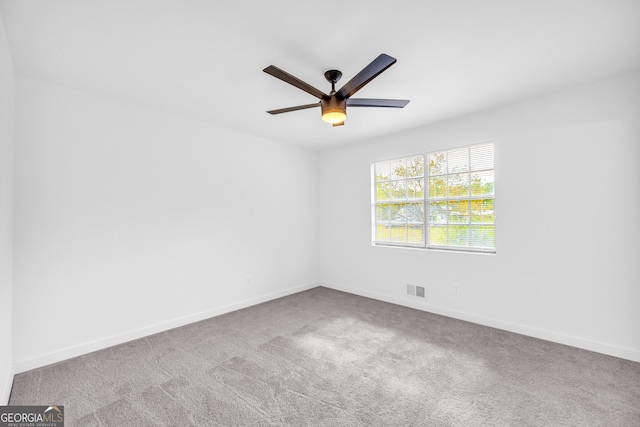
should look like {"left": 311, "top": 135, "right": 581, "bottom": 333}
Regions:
{"left": 407, "top": 285, "right": 425, "bottom": 299}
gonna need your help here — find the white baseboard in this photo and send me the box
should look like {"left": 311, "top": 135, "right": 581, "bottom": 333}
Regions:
{"left": 320, "top": 281, "right": 640, "bottom": 363}
{"left": 1, "top": 364, "right": 14, "bottom": 405}
{"left": 14, "top": 281, "right": 320, "bottom": 374}
{"left": 14, "top": 279, "right": 638, "bottom": 373}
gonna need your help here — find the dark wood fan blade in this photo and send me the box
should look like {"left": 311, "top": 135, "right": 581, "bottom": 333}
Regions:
{"left": 264, "top": 65, "right": 328, "bottom": 99}
{"left": 266, "top": 102, "right": 320, "bottom": 115}
{"left": 336, "top": 54, "right": 397, "bottom": 99}
{"left": 347, "top": 98, "right": 410, "bottom": 108}
{"left": 332, "top": 121, "right": 344, "bottom": 127}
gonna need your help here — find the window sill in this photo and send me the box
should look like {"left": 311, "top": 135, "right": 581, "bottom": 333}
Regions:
{"left": 372, "top": 242, "right": 496, "bottom": 255}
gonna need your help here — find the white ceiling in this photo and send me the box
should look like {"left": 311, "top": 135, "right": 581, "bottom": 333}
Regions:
{"left": 1, "top": 0, "right": 639, "bottom": 149}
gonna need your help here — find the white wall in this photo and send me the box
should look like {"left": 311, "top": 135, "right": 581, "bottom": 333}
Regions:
{"left": 319, "top": 71, "right": 640, "bottom": 362}
{"left": 7, "top": 59, "right": 639, "bottom": 383}
{"left": 0, "top": 11, "right": 15, "bottom": 405}
{"left": 13, "top": 77, "right": 319, "bottom": 371}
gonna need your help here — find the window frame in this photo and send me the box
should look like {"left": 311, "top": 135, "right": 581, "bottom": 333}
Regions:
{"left": 371, "top": 142, "right": 496, "bottom": 254}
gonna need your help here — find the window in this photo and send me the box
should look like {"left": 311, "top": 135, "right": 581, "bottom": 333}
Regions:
{"left": 372, "top": 142, "right": 495, "bottom": 253}
{"left": 373, "top": 155, "right": 426, "bottom": 246}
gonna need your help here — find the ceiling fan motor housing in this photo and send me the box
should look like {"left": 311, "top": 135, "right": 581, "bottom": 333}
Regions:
{"left": 321, "top": 96, "right": 347, "bottom": 124}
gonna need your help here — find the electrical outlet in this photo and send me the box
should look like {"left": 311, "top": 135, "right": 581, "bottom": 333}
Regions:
{"left": 453, "top": 282, "right": 460, "bottom": 295}
{"left": 245, "top": 276, "right": 252, "bottom": 286}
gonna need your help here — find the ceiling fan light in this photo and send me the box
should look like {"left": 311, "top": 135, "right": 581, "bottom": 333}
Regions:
{"left": 321, "top": 97, "right": 347, "bottom": 124}
{"left": 322, "top": 109, "right": 346, "bottom": 124}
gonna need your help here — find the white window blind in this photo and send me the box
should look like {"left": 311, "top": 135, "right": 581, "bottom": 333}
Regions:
{"left": 372, "top": 142, "right": 495, "bottom": 253}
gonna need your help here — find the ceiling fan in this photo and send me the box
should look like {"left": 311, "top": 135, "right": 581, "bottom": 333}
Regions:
{"left": 263, "top": 53, "right": 409, "bottom": 127}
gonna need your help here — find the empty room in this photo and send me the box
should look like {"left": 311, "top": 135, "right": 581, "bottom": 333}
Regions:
{"left": 1, "top": 1, "right": 639, "bottom": 426}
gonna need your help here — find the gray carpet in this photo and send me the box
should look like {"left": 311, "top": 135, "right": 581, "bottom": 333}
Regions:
{"left": 9, "top": 287, "right": 640, "bottom": 426}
